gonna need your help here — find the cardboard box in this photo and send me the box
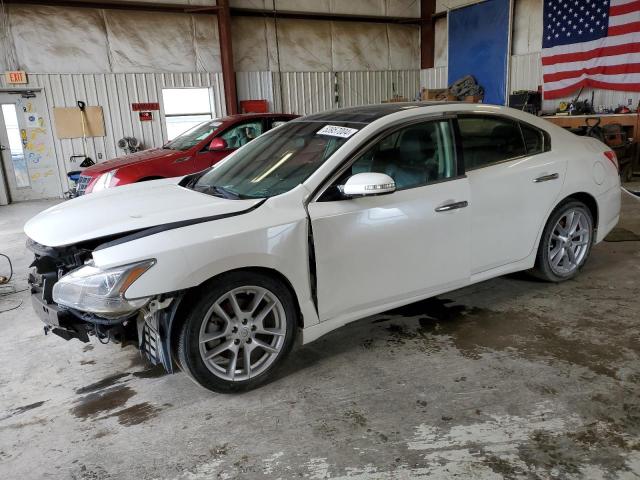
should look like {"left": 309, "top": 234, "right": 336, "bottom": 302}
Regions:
{"left": 464, "top": 95, "right": 483, "bottom": 103}
{"left": 421, "top": 88, "right": 448, "bottom": 101}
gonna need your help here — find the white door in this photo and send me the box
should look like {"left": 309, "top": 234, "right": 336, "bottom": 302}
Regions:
{"left": 308, "top": 119, "right": 471, "bottom": 322}
{"left": 458, "top": 115, "right": 566, "bottom": 274}
{"left": 0, "top": 93, "right": 60, "bottom": 204}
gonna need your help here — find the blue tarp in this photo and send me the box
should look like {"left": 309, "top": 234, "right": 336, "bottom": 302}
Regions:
{"left": 448, "top": 0, "right": 511, "bottom": 105}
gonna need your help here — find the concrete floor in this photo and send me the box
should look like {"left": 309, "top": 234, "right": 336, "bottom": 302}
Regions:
{"left": 1, "top": 192, "right": 639, "bottom": 480}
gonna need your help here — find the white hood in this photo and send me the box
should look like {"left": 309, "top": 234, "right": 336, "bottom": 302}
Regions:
{"left": 24, "top": 178, "right": 263, "bottom": 247}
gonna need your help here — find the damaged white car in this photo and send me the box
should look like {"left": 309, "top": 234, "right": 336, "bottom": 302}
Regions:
{"left": 25, "top": 103, "right": 621, "bottom": 392}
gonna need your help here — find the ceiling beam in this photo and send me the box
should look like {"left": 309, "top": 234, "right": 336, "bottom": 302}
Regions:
{"left": 3, "top": 0, "right": 220, "bottom": 14}
{"left": 3, "top": 0, "right": 421, "bottom": 24}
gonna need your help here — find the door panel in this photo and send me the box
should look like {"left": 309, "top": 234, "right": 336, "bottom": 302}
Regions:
{"left": 467, "top": 152, "right": 566, "bottom": 273}
{"left": 0, "top": 103, "right": 30, "bottom": 203}
{"left": 309, "top": 179, "right": 471, "bottom": 321}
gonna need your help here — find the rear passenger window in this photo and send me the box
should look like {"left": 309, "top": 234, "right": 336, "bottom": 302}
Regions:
{"left": 521, "top": 123, "right": 545, "bottom": 155}
{"left": 458, "top": 116, "right": 526, "bottom": 170}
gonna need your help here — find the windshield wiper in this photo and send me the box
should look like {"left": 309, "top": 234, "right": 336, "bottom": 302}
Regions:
{"left": 212, "top": 185, "right": 240, "bottom": 199}
{"left": 195, "top": 184, "right": 242, "bottom": 199}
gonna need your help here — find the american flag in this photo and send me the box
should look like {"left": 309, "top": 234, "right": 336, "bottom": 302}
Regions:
{"left": 542, "top": 0, "right": 640, "bottom": 99}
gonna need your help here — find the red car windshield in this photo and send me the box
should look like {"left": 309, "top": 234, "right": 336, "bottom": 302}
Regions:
{"left": 164, "top": 120, "right": 223, "bottom": 151}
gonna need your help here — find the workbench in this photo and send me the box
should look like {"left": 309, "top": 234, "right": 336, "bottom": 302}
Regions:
{"left": 543, "top": 113, "right": 639, "bottom": 180}
{"left": 544, "top": 113, "right": 640, "bottom": 140}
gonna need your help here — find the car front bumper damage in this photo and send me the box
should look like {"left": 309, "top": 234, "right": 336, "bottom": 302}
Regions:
{"left": 27, "top": 238, "right": 180, "bottom": 373}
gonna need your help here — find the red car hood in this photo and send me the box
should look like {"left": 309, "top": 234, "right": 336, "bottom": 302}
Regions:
{"left": 81, "top": 148, "right": 188, "bottom": 176}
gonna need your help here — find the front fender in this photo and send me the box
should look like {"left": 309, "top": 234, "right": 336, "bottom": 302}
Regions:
{"left": 91, "top": 193, "right": 319, "bottom": 328}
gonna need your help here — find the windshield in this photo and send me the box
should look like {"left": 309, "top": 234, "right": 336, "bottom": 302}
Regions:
{"left": 191, "top": 121, "right": 357, "bottom": 199}
{"left": 164, "top": 120, "right": 222, "bottom": 151}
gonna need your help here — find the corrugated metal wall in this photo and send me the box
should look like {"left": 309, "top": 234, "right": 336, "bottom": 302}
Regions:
{"left": 0, "top": 69, "right": 422, "bottom": 189}
{"left": 236, "top": 71, "right": 275, "bottom": 111}
{"left": 510, "top": 53, "right": 542, "bottom": 92}
{"left": 420, "top": 67, "right": 448, "bottom": 89}
{"left": 337, "top": 70, "right": 421, "bottom": 107}
{"left": 0, "top": 72, "right": 226, "bottom": 173}
{"left": 238, "top": 70, "right": 421, "bottom": 116}
{"left": 276, "top": 72, "right": 336, "bottom": 115}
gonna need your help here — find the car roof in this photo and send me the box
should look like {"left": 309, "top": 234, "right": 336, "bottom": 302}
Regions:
{"left": 297, "top": 102, "right": 459, "bottom": 125}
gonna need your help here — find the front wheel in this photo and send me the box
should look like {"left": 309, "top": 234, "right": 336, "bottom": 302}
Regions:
{"left": 177, "top": 272, "right": 297, "bottom": 393}
{"left": 533, "top": 200, "right": 594, "bottom": 282}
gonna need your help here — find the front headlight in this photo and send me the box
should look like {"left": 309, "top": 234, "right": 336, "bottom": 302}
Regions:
{"left": 91, "top": 170, "right": 117, "bottom": 192}
{"left": 53, "top": 259, "right": 155, "bottom": 318}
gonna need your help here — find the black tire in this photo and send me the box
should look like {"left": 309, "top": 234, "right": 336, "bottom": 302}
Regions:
{"left": 177, "top": 271, "right": 297, "bottom": 393}
{"left": 532, "top": 200, "right": 594, "bottom": 282}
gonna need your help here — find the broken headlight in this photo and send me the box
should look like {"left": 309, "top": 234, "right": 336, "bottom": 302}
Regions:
{"left": 52, "top": 259, "right": 155, "bottom": 318}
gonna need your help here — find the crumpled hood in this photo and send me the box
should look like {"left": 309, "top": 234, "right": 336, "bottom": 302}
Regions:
{"left": 24, "top": 178, "right": 263, "bottom": 247}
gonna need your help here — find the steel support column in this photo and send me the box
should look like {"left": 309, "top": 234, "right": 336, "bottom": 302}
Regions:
{"left": 217, "top": 0, "right": 238, "bottom": 115}
{"left": 420, "top": 0, "right": 436, "bottom": 69}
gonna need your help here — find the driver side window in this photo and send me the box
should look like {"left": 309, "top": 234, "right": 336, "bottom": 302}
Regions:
{"left": 353, "top": 120, "right": 455, "bottom": 190}
{"left": 319, "top": 120, "right": 456, "bottom": 201}
{"left": 220, "top": 121, "right": 264, "bottom": 149}
{"left": 356, "top": 120, "right": 456, "bottom": 187}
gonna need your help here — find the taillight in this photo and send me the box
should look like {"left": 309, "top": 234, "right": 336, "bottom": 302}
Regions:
{"left": 604, "top": 151, "right": 618, "bottom": 170}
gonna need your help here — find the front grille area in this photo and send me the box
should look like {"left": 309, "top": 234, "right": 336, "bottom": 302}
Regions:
{"left": 76, "top": 175, "right": 92, "bottom": 195}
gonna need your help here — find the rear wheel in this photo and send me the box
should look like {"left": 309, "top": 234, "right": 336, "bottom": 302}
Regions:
{"left": 533, "top": 200, "right": 594, "bottom": 282}
{"left": 177, "top": 272, "right": 297, "bottom": 393}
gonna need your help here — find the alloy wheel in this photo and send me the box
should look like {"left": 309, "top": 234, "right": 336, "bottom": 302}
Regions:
{"left": 198, "top": 286, "right": 287, "bottom": 382}
{"left": 547, "top": 208, "right": 591, "bottom": 276}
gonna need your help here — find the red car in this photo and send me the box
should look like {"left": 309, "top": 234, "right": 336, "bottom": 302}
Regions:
{"left": 76, "top": 113, "right": 298, "bottom": 195}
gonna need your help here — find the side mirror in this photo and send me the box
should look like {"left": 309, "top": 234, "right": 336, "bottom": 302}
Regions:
{"left": 343, "top": 172, "right": 396, "bottom": 197}
{"left": 208, "top": 137, "right": 228, "bottom": 151}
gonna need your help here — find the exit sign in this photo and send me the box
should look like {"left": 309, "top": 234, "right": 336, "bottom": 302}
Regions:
{"left": 5, "top": 71, "right": 27, "bottom": 84}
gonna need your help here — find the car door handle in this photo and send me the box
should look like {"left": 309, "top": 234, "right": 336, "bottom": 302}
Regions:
{"left": 173, "top": 156, "right": 190, "bottom": 164}
{"left": 435, "top": 201, "right": 469, "bottom": 212}
{"left": 534, "top": 173, "right": 559, "bottom": 183}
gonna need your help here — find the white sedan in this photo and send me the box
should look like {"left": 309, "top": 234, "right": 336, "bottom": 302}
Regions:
{"left": 25, "top": 103, "right": 621, "bottom": 392}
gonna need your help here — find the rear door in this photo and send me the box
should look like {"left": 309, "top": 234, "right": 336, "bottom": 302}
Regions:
{"left": 457, "top": 114, "right": 566, "bottom": 274}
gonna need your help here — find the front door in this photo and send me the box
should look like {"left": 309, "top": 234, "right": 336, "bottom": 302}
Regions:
{"left": 0, "top": 92, "right": 60, "bottom": 204}
{"left": 308, "top": 119, "right": 471, "bottom": 322}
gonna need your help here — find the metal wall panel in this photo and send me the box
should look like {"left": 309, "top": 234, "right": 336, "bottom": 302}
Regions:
{"left": 0, "top": 72, "right": 225, "bottom": 189}
{"left": 510, "top": 53, "right": 542, "bottom": 92}
{"left": 337, "top": 70, "right": 420, "bottom": 107}
{"left": 275, "top": 71, "right": 336, "bottom": 115}
{"left": 420, "top": 67, "right": 448, "bottom": 89}
{"left": 236, "top": 71, "right": 276, "bottom": 110}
